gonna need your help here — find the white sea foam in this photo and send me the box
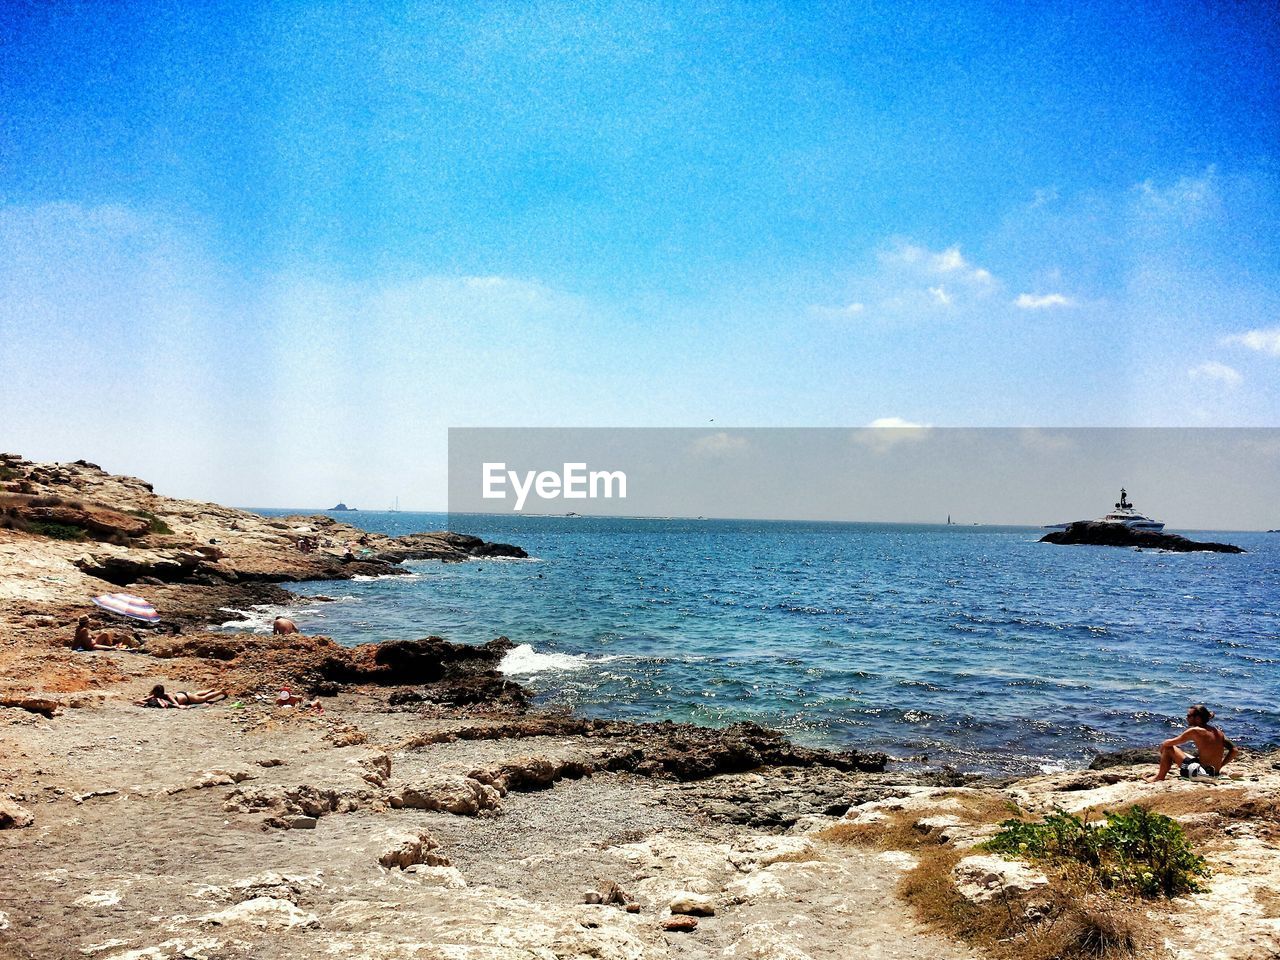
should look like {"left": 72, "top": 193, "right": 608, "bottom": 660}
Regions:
{"left": 212, "top": 602, "right": 327, "bottom": 633}
{"left": 213, "top": 605, "right": 294, "bottom": 634}
{"left": 499, "top": 643, "right": 619, "bottom": 675}
{"left": 453, "top": 555, "right": 545, "bottom": 564}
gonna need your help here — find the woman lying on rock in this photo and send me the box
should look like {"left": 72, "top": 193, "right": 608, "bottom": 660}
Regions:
{"left": 139, "top": 684, "right": 228, "bottom": 709}
{"left": 1145, "top": 703, "right": 1238, "bottom": 782}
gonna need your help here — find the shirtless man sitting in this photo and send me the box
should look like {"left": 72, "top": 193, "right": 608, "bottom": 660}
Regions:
{"left": 1145, "top": 704, "right": 1238, "bottom": 782}
{"left": 272, "top": 617, "right": 300, "bottom": 636}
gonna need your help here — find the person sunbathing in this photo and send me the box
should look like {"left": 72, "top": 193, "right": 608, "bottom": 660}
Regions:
{"left": 71, "top": 617, "right": 132, "bottom": 651}
{"left": 1145, "top": 704, "right": 1238, "bottom": 782}
{"left": 273, "top": 617, "right": 300, "bottom": 636}
{"left": 139, "top": 684, "right": 228, "bottom": 708}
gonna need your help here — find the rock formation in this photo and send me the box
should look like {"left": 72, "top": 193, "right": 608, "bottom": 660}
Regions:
{"left": 1039, "top": 521, "right": 1244, "bottom": 553}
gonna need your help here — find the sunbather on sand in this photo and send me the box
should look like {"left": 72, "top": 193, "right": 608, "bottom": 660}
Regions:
{"left": 1145, "top": 704, "right": 1238, "bottom": 782}
{"left": 139, "top": 684, "right": 228, "bottom": 708}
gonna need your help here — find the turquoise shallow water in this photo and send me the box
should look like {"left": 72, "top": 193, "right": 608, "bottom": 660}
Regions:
{"left": 244, "top": 511, "right": 1279, "bottom": 774}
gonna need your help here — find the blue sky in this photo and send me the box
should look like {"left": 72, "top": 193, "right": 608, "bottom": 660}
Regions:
{"left": 1, "top": 1, "right": 1278, "bottom": 507}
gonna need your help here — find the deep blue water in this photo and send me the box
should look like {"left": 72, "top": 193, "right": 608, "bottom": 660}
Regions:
{"left": 239, "top": 511, "right": 1279, "bottom": 774}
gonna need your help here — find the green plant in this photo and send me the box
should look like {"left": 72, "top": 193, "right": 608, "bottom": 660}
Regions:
{"left": 985, "top": 805, "right": 1208, "bottom": 897}
{"left": 1101, "top": 806, "right": 1209, "bottom": 897}
{"left": 27, "top": 520, "right": 86, "bottom": 541}
{"left": 985, "top": 809, "right": 1105, "bottom": 867}
{"left": 0, "top": 466, "right": 16, "bottom": 481}
{"left": 127, "top": 508, "right": 174, "bottom": 535}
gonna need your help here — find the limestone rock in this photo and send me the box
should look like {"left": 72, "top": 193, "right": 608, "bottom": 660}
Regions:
{"left": 662, "top": 915, "right": 699, "bottom": 932}
{"left": 952, "top": 854, "right": 1049, "bottom": 903}
{"left": 1040, "top": 521, "right": 1244, "bottom": 553}
{"left": 0, "top": 799, "right": 34, "bottom": 829}
{"left": 1088, "top": 747, "right": 1155, "bottom": 770}
{"left": 13, "top": 500, "right": 149, "bottom": 539}
{"left": 669, "top": 892, "right": 716, "bottom": 916}
{"left": 403, "top": 865, "right": 467, "bottom": 889}
{"left": 0, "top": 695, "right": 59, "bottom": 717}
{"left": 199, "top": 896, "right": 319, "bottom": 929}
{"left": 391, "top": 775, "right": 501, "bottom": 816}
{"left": 74, "top": 550, "right": 219, "bottom": 586}
{"left": 375, "top": 531, "right": 527, "bottom": 562}
{"left": 378, "top": 831, "right": 450, "bottom": 870}
{"left": 225, "top": 783, "right": 370, "bottom": 822}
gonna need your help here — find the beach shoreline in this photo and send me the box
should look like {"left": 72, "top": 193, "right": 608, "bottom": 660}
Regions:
{"left": 3, "top": 454, "right": 1279, "bottom": 960}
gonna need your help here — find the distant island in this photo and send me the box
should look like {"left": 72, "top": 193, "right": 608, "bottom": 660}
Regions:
{"left": 1040, "top": 521, "right": 1244, "bottom": 554}
{"left": 329, "top": 502, "right": 357, "bottom": 512}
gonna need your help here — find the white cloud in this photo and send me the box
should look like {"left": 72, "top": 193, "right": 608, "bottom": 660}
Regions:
{"left": 866, "top": 417, "right": 928, "bottom": 429}
{"left": 856, "top": 418, "right": 931, "bottom": 453}
{"left": 1134, "top": 168, "right": 1219, "bottom": 220}
{"left": 884, "top": 243, "right": 995, "bottom": 285}
{"left": 1188, "top": 361, "right": 1242, "bottom": 386}
{"left": 809, "top": 301, "right": 865, "bottom": 319}
{"left": 823, "top": 240, "right": 1000, "bottom": 320}
{"left": 933, "top": 247, "right": 966, "bottom": 272}
{"left": 1014, "top": 293, "right": 1074, "bottom": 309}
{"left": 1222, "top": 327, "right": 1280, "bottom": 357}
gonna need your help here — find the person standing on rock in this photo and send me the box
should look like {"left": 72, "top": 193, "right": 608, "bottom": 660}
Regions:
{"left": 1145, "top": 704, "right": 1238, "bottom": 781}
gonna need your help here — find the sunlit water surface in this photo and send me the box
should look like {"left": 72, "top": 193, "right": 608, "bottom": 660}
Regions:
{"left": 234, "top": 512, "right": 1279, "bottom": 774}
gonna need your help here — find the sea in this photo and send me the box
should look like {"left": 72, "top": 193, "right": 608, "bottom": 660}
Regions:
{"left": 233, "top": 511, "right": 1280, "bottom": 775}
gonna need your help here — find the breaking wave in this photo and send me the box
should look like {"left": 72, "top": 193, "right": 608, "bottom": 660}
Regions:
{"left": 499, "top": 643, "right": 621, "bottom": 675}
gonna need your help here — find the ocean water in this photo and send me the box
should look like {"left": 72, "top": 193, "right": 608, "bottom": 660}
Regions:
{"left": 241, "top": 511, "right": 1280, "bottom": 774}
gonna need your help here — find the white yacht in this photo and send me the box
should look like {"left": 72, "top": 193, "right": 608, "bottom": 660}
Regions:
{"left": 1044, "top": 488, "right": 1165, "bottom": 531}
{"left": 1100, "top": 488, "right": 1164, "bottom": 531}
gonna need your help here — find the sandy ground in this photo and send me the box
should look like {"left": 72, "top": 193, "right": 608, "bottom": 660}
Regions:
{"left": 0, "top": 694, "right": 977, "bottom": 960}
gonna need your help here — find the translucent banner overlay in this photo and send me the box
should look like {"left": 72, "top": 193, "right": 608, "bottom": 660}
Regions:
{"left": 449, "top": 428, "right": 1280, "bottom": 530}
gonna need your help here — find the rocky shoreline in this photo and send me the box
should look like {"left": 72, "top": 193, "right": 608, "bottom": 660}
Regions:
{"left": 2, "top": 455, "right": 1279, "bottom": 960}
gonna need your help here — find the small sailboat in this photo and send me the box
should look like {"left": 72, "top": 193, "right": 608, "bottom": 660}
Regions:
{"left": 389, "top": 496, "right": 400, "bottom": 513}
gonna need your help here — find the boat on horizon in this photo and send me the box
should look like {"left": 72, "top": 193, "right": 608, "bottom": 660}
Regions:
{"left": 1044, "top": 488, "right": 1165, "bottom": 532}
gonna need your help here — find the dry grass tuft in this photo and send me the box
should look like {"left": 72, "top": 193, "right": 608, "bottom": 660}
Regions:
{"left": 822, "top": 790, "right": 1157, "bottom": 960}
{"left": 1048, "top": 906, "right": 1138, "bottom": 958}
{"left": 820, "top": 811, "right": 934, "bottom": 850}
{"left": 899, "top": 848, "right": 1146, "bottom": 960}
{"left": 1115, "top": 787, "right": 1247, "bottom": 820}
{"left": 819, "top": 789, "right": 1021, "bottom": 851}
